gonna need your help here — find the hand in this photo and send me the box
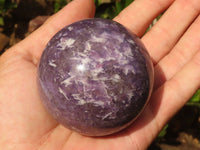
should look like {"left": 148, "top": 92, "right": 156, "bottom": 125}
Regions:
{"left": 0, "top": 0, "right": 199, "bottom": 149}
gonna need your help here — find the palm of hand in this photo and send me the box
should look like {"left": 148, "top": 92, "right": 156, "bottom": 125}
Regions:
{"left": 0, "top": 0, "right": 200, "bottom": 150}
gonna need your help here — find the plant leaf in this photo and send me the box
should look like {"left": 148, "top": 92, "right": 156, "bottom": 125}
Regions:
{"left": 0, "top": 16, "right": 4, "bottom": 26}
{"left": 189, "top": 89, "right": 200, "bottom": 103}
{"left": 158, "top": 124, "right": 168, "bottom": 138}
{"left": 125, "top": 0, "right": 134, "bottom": 7}
{"left": 115, "top": 2, "right": 122, "bottom": 14}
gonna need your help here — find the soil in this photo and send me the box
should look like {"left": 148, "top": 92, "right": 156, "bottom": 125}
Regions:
{"left": 0, "top": 0, "right": 200, "bottom": 149}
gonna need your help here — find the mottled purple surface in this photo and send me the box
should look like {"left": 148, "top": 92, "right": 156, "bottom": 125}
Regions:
{"left": 38, "top": 18, "right": 154, "bottom": 136}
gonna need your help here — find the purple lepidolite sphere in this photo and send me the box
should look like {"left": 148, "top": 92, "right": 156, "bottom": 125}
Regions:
{"left": 38, "top": 18, "right": 154, "bottom": 136}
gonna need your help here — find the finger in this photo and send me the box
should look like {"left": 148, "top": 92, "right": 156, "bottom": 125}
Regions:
{"left": 154, "top": 15, "right": 200, "bottom": 89}
{"left": 38, "top": 125, "right": 72, "bottom": 150}
{"left": 114, "top": 0, "right": 174, "bottom": 36}
{"left": 142, "top": 0, "right": 200, "bottom": 64}
{"left": 11, "top": 0, "right": 95, "bottom": 65}
{"left": 150, "top": 50, "right": 200, "bottom": 129}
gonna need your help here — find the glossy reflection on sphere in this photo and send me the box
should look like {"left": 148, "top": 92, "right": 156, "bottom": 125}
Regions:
{"left": 38, "top": 18, "right": 154, "bottom": 136}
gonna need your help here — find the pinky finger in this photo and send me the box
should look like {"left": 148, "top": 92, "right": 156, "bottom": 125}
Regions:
{"left": 150, "top": 50, "right": 200, "bottom": 129}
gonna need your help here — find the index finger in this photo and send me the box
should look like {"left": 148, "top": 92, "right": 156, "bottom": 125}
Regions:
{"left": 114, "top": 0, "right": 174, "bottom": 36}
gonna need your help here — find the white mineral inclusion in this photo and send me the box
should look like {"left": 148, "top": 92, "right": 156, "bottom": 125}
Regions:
{"left": 72, "top": 94, "right": 87, "bottom": 105}
{"left": 124, "top": 47, "right": 134, "bottom": 58}
{"left": 58, "top": 87, "right": 68, "bottom": 99}
{"left": 61, "top": 76, "right": 74, "bottom": 87}
{"left": 127, "top": 39, "right": 135, "bottom": 44}
{"left": 101, "top": 32, "right": 124, "bottom": 44}
{"left": 58, "top": 38, "right": 75, "bottom": 50}
{"left": 68, "top": 26, "right": 73, "bottom": 31}
{"left": 85, "top": 42, "right": 91, "bottom": 51}
{"left": 112, "top": 74, "right": 121, "bottom": 82}
{"left": 72, "top": 93, "right": 106, "bottom": 106}
{"left": 90, "top": 35, "right": 106, "bottom": 43}
{"left": 102, "top": 112, "right": 117, "bottom": 120}
{"left": 48, "top": 60, "right": 57, "bottom": 67}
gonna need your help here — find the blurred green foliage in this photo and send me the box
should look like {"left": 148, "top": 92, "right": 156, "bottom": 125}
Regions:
{"left": 189, "top": 89, "right": 200, "bottom": 103}
{"left": 187, "top": 89, "right": 200, "bottom": 108}
{"left": 53, "top": 0, "right": 134, "bottom": 19}
{"left": 94, "top": 0, "right": 134, "bottom": 19}
{"left": 52, "top": 0, "right": 127, "bottom": 14}
{"left": 54, "top": 0, "right": 72, "bottom": 13}
{"left": 158, "top": 124, "right": 168, "bottom": 138}
{"left": 0, "top": 0, "right": 17, "bottom": 26}
{"left": 115, "top": 0, "right": 133, "bottom": 14}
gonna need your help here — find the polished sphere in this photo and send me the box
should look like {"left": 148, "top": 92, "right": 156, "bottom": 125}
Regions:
{"left": 38, "top": 18, "right": 154, "bottom": 136}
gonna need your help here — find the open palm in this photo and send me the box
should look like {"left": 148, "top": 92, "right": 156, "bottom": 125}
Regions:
{"left": 0, "top": 0, "right": 200, "bottom": 149}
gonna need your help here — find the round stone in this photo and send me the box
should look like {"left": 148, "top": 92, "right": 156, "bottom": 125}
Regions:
{"left": 38, "top": 18, "right": 154, "bottom": 136}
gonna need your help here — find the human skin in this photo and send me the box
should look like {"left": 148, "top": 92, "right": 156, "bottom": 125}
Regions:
{"left": 0, "top": 0, "right": 200, "bottom": 149}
